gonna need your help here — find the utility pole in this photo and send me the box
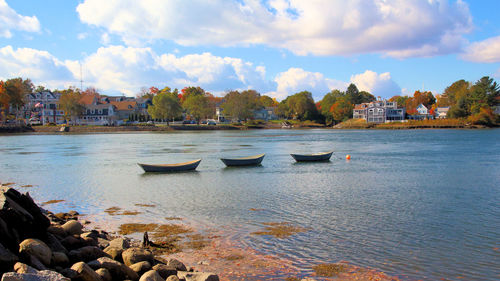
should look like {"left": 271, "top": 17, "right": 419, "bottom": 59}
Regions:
{"left": 79, "top": 61, "right": 83, "bottom": 91}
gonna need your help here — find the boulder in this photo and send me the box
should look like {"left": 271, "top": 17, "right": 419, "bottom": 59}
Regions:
{"left": 27, "top": 255, "right": 47, "bottom": 271}
{"left": 68, "top": 246, "right": 110, "bottom": 263}
{"left": 94, "top": 268, "right": 112, "bottom": 281}
{"left": 1, "top": 270, "right": 70, "bottom": 281}
{"left": 122, "top": 248, "right": 154, "bottom": 267}
{"left": 61, "top": 221, "right": 82, "bottom": 236}
{"left": 70, "top": 262, "right": 103, "bottom": 281}
{"left": 58, "top": 269, "right": 78, "bottom": 279}
{"left": 19, "top": 239, "right": 52, "bottom": 266}
{"left": 80, "top": 231, "right": 99, "bottom": 241}
{"left": 103, "top": 246, "right": 123, "bottom": 262}
{"left": 14, "top": 262, "right": 38, "bottom": 274}
{"left": 0, "top": 242, "right": 19, "bottom": 272}
{"left": 96, "top": 239, "right": 109, "bottom": 249}
{"left": 108, "top": 238, "right": 129, "bottom": 250}
{"left": 166, "top": 276, "right": 180, "bottom": 281}
{"left": 44, "top": 233, "right": 68, "bottom": 254}
{"left": 129, "top": 261, "right": 151, "bottom": 276}
{"left": 51, "top": 252, "right": 69, "bottom": 267}
{"left": 87, "top": 257, "right": 138, "bottom": 280}
{"left": 138, "top": 270, "right": 163, "bottom": 281}
{"left": 46, "top": 226, "right": 66, "bottom": 238}
{"left": 167, "top": 259, "right": 187, "bottom": 271}
{"left": 177, "top": 272, "right": 219, "bottom": 281}
{"left": 60, "top": 236, "right": 86, "bottom": 251}
{"left": 151, "top": 264, "right": 176, "bottom": 279}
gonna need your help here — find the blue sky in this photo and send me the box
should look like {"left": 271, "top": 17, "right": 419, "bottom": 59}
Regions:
{"left": 1, "top": 0, "right": 500, "bottom": 101}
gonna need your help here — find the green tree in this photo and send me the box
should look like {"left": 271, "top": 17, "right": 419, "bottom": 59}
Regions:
{"left": 259, "top": 95, "right": 277, "bottom": 107}
{"left": 443, "top": 79, "right": 470, "bottom": 105}
{"left": 281, "top": 91, "right": 318, "bottom": 121}
{"left": 182, "top": 88, "right": 211, "bottom": 124}
{"left": 447, "top": 97, "right": 467, "bottom": 118}
{"left": 468, "top": 76, "right": 499, "bottom": 114}
{"left": 389, "top": 95, "right": 409, "bottom": 107}
{"left": 57, "top": 88, "right": 84, "bottom": 125}
{"left": 148, "top": 89, "right": 182, "bottom": 125}
{"left": 318, "top": 89, "right": 344, "bottom": 125}
{"left": 222, "top": 90, "right": 261, "bottom": 121}
{"left": 346, "top": 83, "right": 362, "bottom": 104}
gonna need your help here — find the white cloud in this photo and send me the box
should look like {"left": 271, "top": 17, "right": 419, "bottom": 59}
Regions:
{"left": 350, "top": 70, "right": 401, "bottom": 98}
{"left": 0, "top": 0, "right": 40, "bottom": 38}
{"left": 77, "top": 32, "right": 88, "bottom": 40}
{"left": 461, "top": 35, "right": 500, "bottom": 63}
{"left": 269, "top": 68, "right": 346, "bottom": 100}
{"left": 0, "top": 46, "right": 74, "bottom": 89}
{"left": 100, "top": 33, "right": 111, "bottom": 45}
{"left": 77, "top": 0, "right": 472, "bottom": 58}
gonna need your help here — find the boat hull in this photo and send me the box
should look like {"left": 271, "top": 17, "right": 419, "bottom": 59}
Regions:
{"left": 290, "top": 151, "right": 333, "bottom": 162}
{"left": 221, "top": 154, "right": 265, "bottom": 166}
{"left": 138, "top": 159, "right": 201, "bottom": 172}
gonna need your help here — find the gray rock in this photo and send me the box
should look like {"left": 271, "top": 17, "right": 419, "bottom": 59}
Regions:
{"left": 51, "top": 252, "right": 69, "bottom": 267}
{"left": 103, "top": 246, "right": 123, "bottom": 262}
{"left": 122, "top": 248, "right": 154, "bottom": 267}
{"left": 61, "top": 220, "right": 82, "bottom": 236}
{"left": 70, "top": 262, "right": 103, "bottom": 281}
{"left": 108, "top": 238, "right": 129, "bottom": 250}
{"left": 94, "top": 268, "right": 112, "bottom": 281}
{"left": 19, "top": 239, "right": 52, "bottom": 266}
{"left": 151, "top": 264, "right": 176, "bottom": 279}
{"left": 14, "top": 262, "right": 38, "bottom": 274}
{"left": 68, "top": 246, "right": 110, "bottom": 263}
{"left": 177, "top": 272, "right": 219, "bottom": 281}
{"left": 138, "top": 270, "right": 163, "bottom": 281}
{"left": 167, "top": 259, "right": 187, "bottom": 271}
{"left": 166, "top": 276, "right": 180, "bottom": 281}
{"left": 1, "top": 270, "right": 70, "bottom": 281}
{"left": 129, "top": 261, "right": 151, "bottom": 275}
{"left": 87, "top": 257, "right": 138, "bottom": 281}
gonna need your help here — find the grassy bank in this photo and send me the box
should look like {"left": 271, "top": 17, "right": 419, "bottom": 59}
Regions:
{"left": 333, "top": 118, "right": 496, "bottom": 129}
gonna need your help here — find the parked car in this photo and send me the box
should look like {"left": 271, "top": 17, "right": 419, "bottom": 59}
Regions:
{"left": 29, "top": 118, "right": 41, "bottom": 125}
{"left": 207, "top": 119, "right": 217, "bottom": 125}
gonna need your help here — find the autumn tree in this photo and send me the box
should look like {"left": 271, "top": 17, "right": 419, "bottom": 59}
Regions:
{"left": 0, "top": 81, "right": 9, "bottom": 123}
{"left": 148, "top": 89, "right": 182, "bottom": 125}
{"left": 222, "top": 90, "right": 261, "bottom": 121}
{"left": 57, "top": 88, "right": 84, "bottom": 125}
{"left": 259, "top": 95, "right": 278, "bottom": 107}
{"left": 4, "top": 78, "right": 33, "bottom": 120}
{"left": 405, "top": 91, "right": 436, "bottom": 114}
{"left": 330, "top": 96, "right": 354, "bottom": 122}
{"left": 389, "top": 95, "right": 410, "bottom": 107}
{"left": 318, "top": 90, "right": 344, "bottom": 125}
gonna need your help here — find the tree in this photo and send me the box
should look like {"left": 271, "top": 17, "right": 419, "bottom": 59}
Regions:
{"left": 58, "top": 88, "right": 84, "bottom": 125}
{"left": 330, "top": 96, "right": 354, "bottom": 122}
{"left": 280, "top": 91, "right": 318, "bottom": 121}
{"left": 389, "top": 95, "right": 409, "bottom": 107}
{"left": 183, "top": 94, "right": 211, "bottom": 124}
{"left": 443, "top": 79, "right": 470, "bottom": 105}
{"left": 447, "top": 97, "right": 467, "bottom": 118}
{"left": 405, "top": 91, "right": 436, "bottom": 114}
{"left": 222, "top": 90, "right": 261, "bottom": 121}
{"left": 4, "top": 78, "right": 33, "bottom": 119}
{"left": 148, "top": 90, "right": 182, "bottom": 125}
{"left": 259, "top": 95, "right": 278, "bottom": 107}
{"left": 0, "top": 81, "right": 9, "bottom": 123}
{"left": 346, "top": 83, "right": 362, "bottom": 104}
{"left": 468, "top": 76, "right": 500, "bottom": 114}
{"left": 318, "top": 89, "right": 343, "bottom": 125}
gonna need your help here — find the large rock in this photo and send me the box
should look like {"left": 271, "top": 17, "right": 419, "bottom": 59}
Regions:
{"left": 177, "top": 272, "right": 219, "bottom": 281}
{"left": 60, "top": 236, "right": 86, "bottom": 251}
{"left": 0, "top": 242, "right": 19, "bottom": 273}
{"left": 61, "top": 221, "right": 82, "bottom": 236}
{"left": 166, "top": 276, "right": 180, "bottom": 281}
{"left": 70, "top": 262, "right": 103, "bottom": 281}
{"left": 129, "top": 261, "right": 151, "bottom": 276}
{"left": 138, "top": 270, "right": 163, "bottom": 281}
{"left": 122, "top": 248, "right": 154, "bottom": 267}
{"left": 151, "top": 264, "right": 176, "bottom": 279}
{"left": 51, "top": 252, "right": 69, "bottom": 267}
{"left": 94, "top": 268, "right": 111, "bottom": 281}
{"left": 102, "top": 246, "right": 123, "bottom": 262}
{"left": 0, "top": 188, "right": 50, "bottom": 253}
{"left": 14, "top": 262, "right": 38, "bottom": 274}
{"left": 87, "top": 257, "right": 138, "bottom": 280}
{"left": 44, "top": 233, "right": 68, "bottom": 254}
{"left": 108, "top": 238, "right": 130, "bottom": 250}
{"left": 1, "top": 270, "right": 70, "bottom": 281}
{"left": 167, "top": 259, "right": 187, "bottom": 271}
{"left": 46, "top": 226, "right": 66, "bottom": 238}
{"left": 68, "top": 246, "right": 109, "bottom": 263}
{"left": 19, "top": 239, "right": 52, "bottom": 266}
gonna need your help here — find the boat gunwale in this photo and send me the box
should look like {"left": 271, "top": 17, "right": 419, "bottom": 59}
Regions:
{"left": 220, "top": 153, "right": 265, "bottom": 161}
{"left": 138, "top": 159, "right": 202, "bottom": 168}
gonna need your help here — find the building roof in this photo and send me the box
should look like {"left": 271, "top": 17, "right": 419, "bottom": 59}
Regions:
{"left": 80, "top": 93, "right": 99, "bottom": 105}
{"left": 110, "top": 101, "right": 137, "bottom": 111}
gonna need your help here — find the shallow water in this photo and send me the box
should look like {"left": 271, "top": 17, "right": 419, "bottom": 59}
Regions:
{"left": 1, "top": 129, "right": 499, "bottom": 280}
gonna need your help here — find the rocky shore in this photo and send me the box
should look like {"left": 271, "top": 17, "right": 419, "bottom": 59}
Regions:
{"left": 0, "top": 186, "right": 222, "bottom": 281}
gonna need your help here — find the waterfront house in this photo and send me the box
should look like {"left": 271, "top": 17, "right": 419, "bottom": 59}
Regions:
{"left": 353, "top": 100, "right": 405, "bottom": 123}
{"left": 253, "top": 107, "right": 278, "bottom": 121}
{"left": 408, "top": 104, "right": 434, "bottom": 120}
{"left": 435, "top": 107, "right": 450, "bottom": 119}
{"left": 80, "top": 104, "right": 116, "bottom": 125}
{"left": 109, "top": 100, "right": 138, "bottom": 120}
{"left": 24, "top": 91, "right": 65, "bottom": 124}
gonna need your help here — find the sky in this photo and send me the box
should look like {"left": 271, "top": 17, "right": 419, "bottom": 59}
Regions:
{"left": 1, "top": 0, "right": 500, "bottom": 101}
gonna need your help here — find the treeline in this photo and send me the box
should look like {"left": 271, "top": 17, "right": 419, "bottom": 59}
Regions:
{"left": 1, "top": 75, "right": 499, "bottom": 126}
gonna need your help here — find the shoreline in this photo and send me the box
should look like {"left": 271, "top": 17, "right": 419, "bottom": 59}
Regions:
{"left": 2, "top": 183, "right": 401, "bottom": 281}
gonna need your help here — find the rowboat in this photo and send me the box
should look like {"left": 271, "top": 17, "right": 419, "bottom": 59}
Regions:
{"left": 220, "top": 153, "right": 265, "bottom": 166}
{"left": 138, "top": 159, "right": 201, "bottom": 172}
{"left": 290, "top": 151, "right": 333, "bottom": 162}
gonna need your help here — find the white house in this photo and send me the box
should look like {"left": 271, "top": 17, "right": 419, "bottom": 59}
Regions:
{"left": 353, "top": 100, "right": 405, "bottom": 123}
{"left": 435, "top": 107, "right": 450, "bottom": 119}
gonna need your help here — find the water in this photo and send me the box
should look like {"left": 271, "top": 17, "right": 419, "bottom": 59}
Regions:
{"left": 1, "top": 129, "right": 499, "bottom": 280}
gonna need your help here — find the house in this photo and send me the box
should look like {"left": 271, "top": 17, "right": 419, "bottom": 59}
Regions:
{"left": 493, "top": 106, "right": 500, "bottom": 115}
{"left": 353, "top": 100, "right": 405, "bottom": 123}
{"left": 216, "top": 106, "right": 228, "bottom": 122}
{"left": 435, "top": 107, "right": 450, "bottom": 119}
{"left": 136, "top": 97, "right": 152, "bottom": 116}
{"left": 253, "top": 107, "right": 278, "bottom": 121}
{"left": 24, "top": 91, "right": 65, "bottom": 124}
{"left": 408, "top": 104, "right": 434, "bottom": 120}
{"left": 109, "top": 101, "right": 138, "bottom": 120}
{"left": 80, "top": 104, "right": 116, "bottom": 125}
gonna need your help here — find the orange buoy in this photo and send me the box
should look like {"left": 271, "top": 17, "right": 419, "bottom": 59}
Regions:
{"left": 346, "top": 154, "right": 351, "bottom": 160}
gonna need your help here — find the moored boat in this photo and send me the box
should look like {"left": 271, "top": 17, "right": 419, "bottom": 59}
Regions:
{"left": 290, "top": 151, "right": 333, "bottom": 162}
{"left": 138, "top": 159, "right": 201, "bottom": 172}
{"left": 221, "top": 153, "right": 265, "bottom": 166}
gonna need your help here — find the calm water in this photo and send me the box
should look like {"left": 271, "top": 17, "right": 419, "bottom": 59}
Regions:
{"left": 1, "top": 129, "right": 499, "bottom": 280}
